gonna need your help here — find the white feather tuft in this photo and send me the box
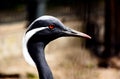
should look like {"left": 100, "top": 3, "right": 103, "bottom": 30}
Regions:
{"left": 22, "top": 27, "right": 48, "bottom": 67}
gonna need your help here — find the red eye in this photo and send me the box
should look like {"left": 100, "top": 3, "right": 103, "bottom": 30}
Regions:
{"left": 48, "top": 25, "right": 55, "bottom": 29}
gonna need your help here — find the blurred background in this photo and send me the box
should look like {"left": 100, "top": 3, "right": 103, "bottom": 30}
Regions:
{"left": 0, "top": 0, "right": 120, "bottom": 79}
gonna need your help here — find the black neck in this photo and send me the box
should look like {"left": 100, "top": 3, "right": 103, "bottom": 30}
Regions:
{"left": 27, "top": 42, "right": 53, "bottom": 79}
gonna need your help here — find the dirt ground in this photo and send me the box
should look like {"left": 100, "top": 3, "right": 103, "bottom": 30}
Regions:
{"left": 0, "top": 16, "right": 120, "bottom": 79}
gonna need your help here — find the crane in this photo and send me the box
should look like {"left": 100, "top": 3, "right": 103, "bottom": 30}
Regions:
{"left": 22, "top": 15, "right": 91, "bottom": 79}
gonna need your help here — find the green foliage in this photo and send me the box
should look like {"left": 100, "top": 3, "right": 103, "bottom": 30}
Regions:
{"left": 27, "top": 72, "right": 38, "bottom": 79}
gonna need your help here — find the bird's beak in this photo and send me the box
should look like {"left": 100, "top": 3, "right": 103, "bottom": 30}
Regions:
{"left": 62, "top": 28, "right": 91, "bottom": 39}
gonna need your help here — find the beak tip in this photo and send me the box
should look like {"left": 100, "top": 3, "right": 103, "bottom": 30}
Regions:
{"left": 85, "top": 35, "right": 92, "bottom": 39}
{"left": 80, "top": 33, "right": 91, "bottom": 39}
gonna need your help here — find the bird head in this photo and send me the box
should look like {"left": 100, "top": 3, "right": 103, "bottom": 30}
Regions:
{"left": 23, "top": 15, "right": 91, "bottom": 66}
{"left": 25, "top": 15, "right": 91, "bottom": 45}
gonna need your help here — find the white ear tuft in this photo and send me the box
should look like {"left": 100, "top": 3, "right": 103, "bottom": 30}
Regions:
{"left": 22, "top": 27, "right": 48, "bottom": 67}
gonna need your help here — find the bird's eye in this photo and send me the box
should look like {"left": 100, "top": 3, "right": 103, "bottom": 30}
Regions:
{"left": 48, "top": 25, "right": 55, "bottom": 30}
